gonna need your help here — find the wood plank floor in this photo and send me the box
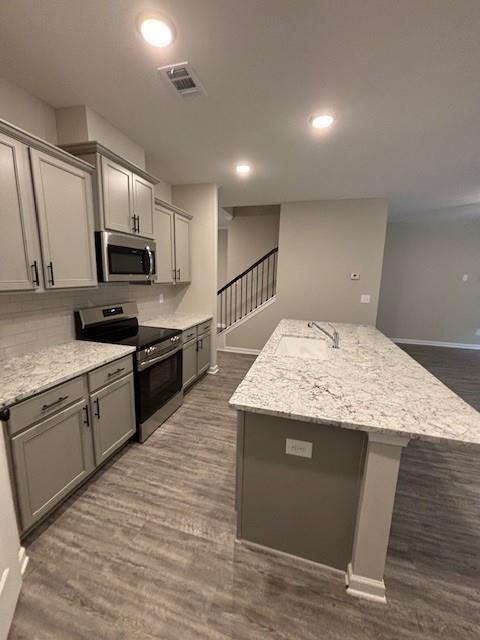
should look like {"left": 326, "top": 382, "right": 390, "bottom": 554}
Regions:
{"left": 8, "top": 349, "right": 480, "bottom": 639}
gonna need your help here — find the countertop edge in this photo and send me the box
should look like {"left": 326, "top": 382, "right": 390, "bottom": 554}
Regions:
{"left": 1, "top": 344, "right": 136, "bottom": 410}
{"left": 228, "top": 401, "right": 480, "bottom": 447}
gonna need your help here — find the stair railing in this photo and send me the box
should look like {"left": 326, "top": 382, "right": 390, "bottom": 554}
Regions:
{"left": 217, "top": 247, "right": 278, "bottom": 333}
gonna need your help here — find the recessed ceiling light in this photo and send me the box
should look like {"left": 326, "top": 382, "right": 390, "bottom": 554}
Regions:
{"left": 236, "top": 163, "right": 251, "bottom": 176}
{"left": 139, "top": 15, "right": 175, "bottom": 48}
{"left": 310, "top": 114, "right": 334, "bottom": 129}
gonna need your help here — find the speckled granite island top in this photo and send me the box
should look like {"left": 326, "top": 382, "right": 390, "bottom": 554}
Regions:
{"left": 0, "top": 341, "right": 136, "bottom": 408}
{"left": 143, "top": 312, "right": 213, "bottom": 331}
{"left": 229, "top": 319, "right": 480, "bottom": 445}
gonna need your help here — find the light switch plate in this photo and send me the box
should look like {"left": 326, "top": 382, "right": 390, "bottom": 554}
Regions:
{"left": 475, "top": 329, "right": 480, "bottom": 337}
{"left": 286, "top": 438, "right": 313, "bottom": 458}
{"left": 360, "top": 294, "right": 371, "bottom": 304}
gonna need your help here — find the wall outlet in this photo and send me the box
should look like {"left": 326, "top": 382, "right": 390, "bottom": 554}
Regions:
{"left": 286, "top": 438, "right": 313, "bottom": 458}
{"left": 159, "top": 293, "right": 164, "bottom": 304}
{"left": 462, "top": 274, "right": 469, "bottom": 282}
{"left": 360, "top": 294, "right": 371, "bottom": 304}
{"left": 350, "top": 272, "right": 360, "bottom": 280}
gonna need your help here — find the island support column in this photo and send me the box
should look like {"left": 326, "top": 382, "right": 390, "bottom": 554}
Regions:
{"left": 346, "top": 432, "right": 410, "bottom": 603}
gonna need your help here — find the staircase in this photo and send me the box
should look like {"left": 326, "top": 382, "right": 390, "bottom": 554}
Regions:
{"left": 217, "top": 247, "right": 278, "bottom": 333}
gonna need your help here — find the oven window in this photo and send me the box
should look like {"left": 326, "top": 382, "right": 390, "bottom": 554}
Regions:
{"left": 108, "top": 245, "right": 147, "bottom": 275}
{"left": 137, "top": 350, "right": 182, "bottom": 423}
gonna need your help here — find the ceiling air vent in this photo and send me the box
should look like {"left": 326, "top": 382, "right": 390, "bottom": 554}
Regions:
{"left": 157, "top": 62, "right": 206, "bottom": 98}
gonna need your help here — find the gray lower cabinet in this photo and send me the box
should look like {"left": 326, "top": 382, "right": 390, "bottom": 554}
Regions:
{"left": 197, "top": 332, "right": 211, "bottom": 376}
{"left": 11, "top": 399, "right": 95, "bottom": 532}
{"left": 90, "top": 374, "right": 136, "bottom": 465}
{"left": 183, "top": 339, "right": 198, "bottom": 387}
{"left": 182, "top": 327, "right": 211, "bottom": 388}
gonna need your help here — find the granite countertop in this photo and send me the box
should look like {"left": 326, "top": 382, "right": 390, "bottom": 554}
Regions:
{"left": 0, "top": 341, "right": 136, "bottom": 409}
{"left": 143, "top": 312, "right": 213, "bottom": 332}
{"left": 229, "top": 319, "right": 480, "bottom": 446}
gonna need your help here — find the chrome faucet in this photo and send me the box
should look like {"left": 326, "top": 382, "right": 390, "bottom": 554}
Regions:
{"left": 308, "top": 321, "right": 340, "bottom": 349}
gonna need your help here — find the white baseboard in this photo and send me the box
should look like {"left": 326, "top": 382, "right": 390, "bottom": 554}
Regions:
{"left": 208, "top": 365, "right": 219, "bottom": 375}
{"left": 394, "top": 338, "right": 480, "bottom": 351}
{"left": 218, "top": 346, "right": 260, "bottom": 356}
{"left": 18, "top": 546, "right": 29, "bottom": 575}
{"left": 345, "top": 562, "right": 386, "bottom": 604}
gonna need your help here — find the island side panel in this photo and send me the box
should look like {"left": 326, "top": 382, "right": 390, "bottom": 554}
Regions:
{"left": 235, "top": 410, "right": 246, "bottom": 539}
{"left": 238, "top": 411, "right": 367, "bottom": 571}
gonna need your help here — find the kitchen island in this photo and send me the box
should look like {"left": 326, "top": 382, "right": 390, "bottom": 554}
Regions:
{"left": 229, "top": 319, "right": 480, "bottom": 602}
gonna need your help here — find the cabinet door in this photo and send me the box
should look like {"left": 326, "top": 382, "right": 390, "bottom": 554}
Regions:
{"left": 101, "top": 155, "right": 135, "bottom": 235}
{"left": 29, "top": 149, "right": 97, "bottom": 288}
{"left": 197, "top": 333, "right": 211, "bottom": 377}
{"left": 133, "top": 174, "right": 154, "bottom": 238}
{"left": 0, "top": 133, "right": 42, "bottom": 291}
{"left": 174, "top": 213, "right": 191, "bottom": 283}
{"left": 183, "top": 339, "right": 198, "bottom": 387}
{"left": 11, "top": 399, "right": 95, "bottom": 532}
{"left": 154, "top": 205, "right": 175, "bottom": 283}
{"left": 90, "top": 374, "right": 135, "bottom": 466}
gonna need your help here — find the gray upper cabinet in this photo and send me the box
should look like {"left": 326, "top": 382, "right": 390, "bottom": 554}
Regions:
{"left": 30, "top": 149, "right": 97, "bottom": 289}
{"left": 61, "top": 143, "right": 157, "bottom": 240}
{"left": 89, "top": 373, "right": 136, "bottom": 466}
{"left": 101, "top": 155, "right": 135, "bottom": 235}
{"left": 154, "top": 205, "right": 175, "bottom": 283}
{"left": 153, "top": 201, "right": 192, "bottom": 284}
{"left": 174, "top": 213, "right": 191, "bottom": 283}
{"left": 133, "top": 174, "right": 154, "bottom": 238}
{"left": 11, "top": 398, "right": 95, "bottom": 532}
{"left": 0, "top": 133, "right": 42, "bottom": 291}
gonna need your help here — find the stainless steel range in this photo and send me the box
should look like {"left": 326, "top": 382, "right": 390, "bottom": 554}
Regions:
{"left": 75, "top": 302, "right": 183, "bottom": 442}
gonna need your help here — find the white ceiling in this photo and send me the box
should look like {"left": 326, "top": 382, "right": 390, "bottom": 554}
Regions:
{"left": 1, "top": 0, "right": 480, "bottom": 217}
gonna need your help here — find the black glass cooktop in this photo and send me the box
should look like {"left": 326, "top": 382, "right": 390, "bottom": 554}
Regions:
{"left": 77, "top": 317, "right": 181, "bottom": 351}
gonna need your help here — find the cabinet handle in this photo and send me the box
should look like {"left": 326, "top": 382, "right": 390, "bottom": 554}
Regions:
{"left": 94, "top": 398, "right": 100, "bottom": 419}
{"left": 31, "top": 261, "right": 40, "bottom": 286}
{"left": 137, "top": 215, "right": 140, "bottom": 234}
{"left": 177, "top": 268, "right": 181, "bottom": 281}
{"left": 41, "top": 395, "right": 68, "bottom": 411}
{"left": 47, "top": 261, "right": 55, "bottom": 286}
{"left": 108, "top": 367, "right": 125, "bottom": 378}
{"left": 83, "top": 404, "right": 90, "bottom": 427}
{"left": 132, "top": 215, "right": 137, "bottom": 233}
{"left": 172, "top": 268, "right": 176, "bottom": 281}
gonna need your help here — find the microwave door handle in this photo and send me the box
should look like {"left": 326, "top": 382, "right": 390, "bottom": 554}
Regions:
{"left": 146, "top": 246, "right": 153, "bottom": 279}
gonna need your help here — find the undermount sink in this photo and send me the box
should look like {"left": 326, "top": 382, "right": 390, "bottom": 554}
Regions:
{"left": 275, "top": 335, "right": 329, "bottom": 360}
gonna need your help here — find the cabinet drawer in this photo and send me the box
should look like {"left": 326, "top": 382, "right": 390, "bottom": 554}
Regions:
{"left": 183, "top": 327, "right": 197, "bottom": 343}
{"left": 88, "top": 355, "right": 133, "bottom": 393}
{"left": 198, "top": 320, "right": 211, "bottom": 336}
{"left": 9, "top": 376, "right": 86, "bottom": 436}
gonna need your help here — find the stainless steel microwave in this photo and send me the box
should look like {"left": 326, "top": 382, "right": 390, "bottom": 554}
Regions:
{"left": 95, "top": 231, "right": 156, "bottom": 283}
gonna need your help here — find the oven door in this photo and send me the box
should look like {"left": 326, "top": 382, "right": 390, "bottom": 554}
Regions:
{"left": 97, "top": 231, "right": 156, "bottom": 282}
{"left": 136, "top": 347, "right": 183, "bottom": 426}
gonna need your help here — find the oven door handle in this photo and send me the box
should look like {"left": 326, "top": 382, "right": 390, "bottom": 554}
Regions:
{"left": 137, "top": 346, "right": 182, "bottom": 372}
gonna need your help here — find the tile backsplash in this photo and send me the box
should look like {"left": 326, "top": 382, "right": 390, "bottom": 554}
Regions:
{"left": 0, "top": 283, "right": 179, "bottom": 361}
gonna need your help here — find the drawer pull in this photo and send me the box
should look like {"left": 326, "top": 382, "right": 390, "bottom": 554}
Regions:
{"left": 108, "top": 367, "right": 125, "bottom": 378}
{"left": 41, "top": 395, "right": 68, "bottom": 411}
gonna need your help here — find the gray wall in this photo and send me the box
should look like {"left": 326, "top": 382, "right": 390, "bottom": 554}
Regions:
{"left": 218, "top": 229, "right": 228, "bottom": 289}
{"left": 377, "top": 212, "right": 480, "bottom": 345}
{"left": 227, "top": 199, "right": 388, "bottom": 350}
{"left": 227, "top": 205, "right": 280, "bottom": 281}
{"left": 0, "top": 77, "right": 57, "bottom": 143}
